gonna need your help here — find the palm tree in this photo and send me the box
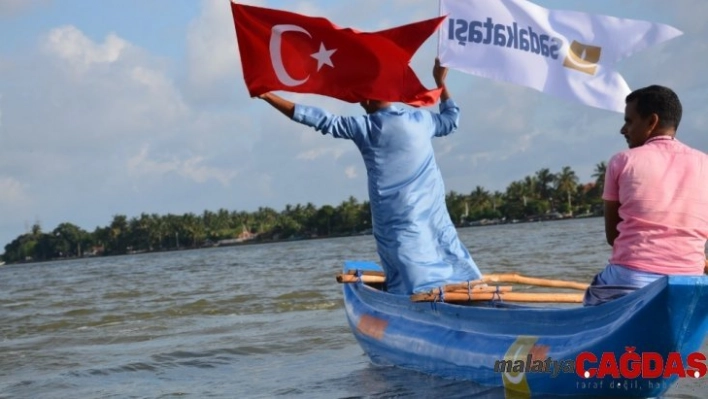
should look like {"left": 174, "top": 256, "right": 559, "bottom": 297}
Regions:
{"left": 491, "top": 191, "right": 504, "bottom": 212}
{"left": 445, "top": 190, "right": 467, "bottom": 225}
{"left": 52, "top": 222, "right": 85, "bottom": 257}
{"left": 254, "top": 207, "right": 278, "bottom": 233}
{"left": 315, "top": 205, "right": 336, "bottom": 236}
{"left": 469, "top": 186, "right": 491, "bottom": 209}
{"left": 181, "top": 213, "right": 202, "bottom": 247}
{"left": 535, "top": 168, "right": 556, "bottom": 200}
{"left": 555, "top": 166, "right": 579, "bottom": 214}
{"left": 31, "top": 222, "right": 42, "bottom": 237}
{"left": 592, "top": 162, "right": 607, "bottom": 194}
{"left": 132, "top": 213, "right": 152, "bottom": 251}
{"left": 149, "top": 213, "right": 165, "bottom": 250}
{"left": 336, "top": 197, "right": 360, "bottom": 233}
{"left": 523, "top": 176, "right": 538, "bottom": 199}
{"left": 109, "top": 214, "right": 128, "bottom": 254}
{"left": 506, "top": 180, "right": 534, "bottom": 205}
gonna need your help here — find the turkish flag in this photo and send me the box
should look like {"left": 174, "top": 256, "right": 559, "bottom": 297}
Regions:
{"left": 231, "top": 3, "right": 444, "bottom": 107}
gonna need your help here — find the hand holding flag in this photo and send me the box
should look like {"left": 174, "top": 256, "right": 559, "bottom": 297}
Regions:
{"left": 231, "top": 3, "right": 445, "bottom": 107}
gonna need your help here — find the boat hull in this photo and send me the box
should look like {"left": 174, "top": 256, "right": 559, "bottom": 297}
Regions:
{"left": 342, "top": 261, "right": 708, "bottom": 397}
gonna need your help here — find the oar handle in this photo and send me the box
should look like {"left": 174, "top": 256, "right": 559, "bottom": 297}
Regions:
{"left": 337, "top": 274, "right": 386, "bottom": 284}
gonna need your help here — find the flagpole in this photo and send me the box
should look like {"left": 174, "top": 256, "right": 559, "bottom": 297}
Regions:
{"left": 436, "top": 0, "right": 442, "bottom": 58}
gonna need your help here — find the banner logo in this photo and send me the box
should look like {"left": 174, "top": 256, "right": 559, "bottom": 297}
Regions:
{"left": 563, "top": 40, "right": 602, "bottom": 75}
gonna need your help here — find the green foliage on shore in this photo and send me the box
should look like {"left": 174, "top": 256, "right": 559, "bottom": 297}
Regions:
{"left": 2, "top": 163, "right": 606, "bottom": 264}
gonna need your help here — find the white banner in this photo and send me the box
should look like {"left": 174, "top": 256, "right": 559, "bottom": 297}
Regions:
{"left": 438, "top": 0, "right": 682, "bottom": 112}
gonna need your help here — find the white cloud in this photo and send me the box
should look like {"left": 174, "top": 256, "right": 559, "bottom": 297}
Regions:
{"left": 646, "top": 0, "right": 708, "bottom": 33}
{"left": 185, "top": 0, "right": 264, "bottom": 103}
{"left": 0, "top": 176, "right": 28, "bottom": 205}
{"left": 295, "top": 146, "right": 347, "bottom": 161}
{"left": 292, "top": 2, "right": 325, "bottom": 17}
{"left": 44, "top": 26, "right": 126, "bottom": 70}
{"left": 1, "top": 0, "right": 707, "bottom": 249}
{"left": 127, "top": 146, "right": 240, "bottom": 187}
{"left": 0, "top": 0, "right": 49, "bottom": 17}
{"left": 31, "top": 25, "right": 190, "bottom": 143}
{"left": 0, "top": 21, "right": 258, "bottom": 244}
{"left": 344, "top": 165, "right": 358, "bottom": 179}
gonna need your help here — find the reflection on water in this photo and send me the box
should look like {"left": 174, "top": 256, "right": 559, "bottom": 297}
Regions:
{"left": 0, "top": 218, "right": 705, "bottom": 398}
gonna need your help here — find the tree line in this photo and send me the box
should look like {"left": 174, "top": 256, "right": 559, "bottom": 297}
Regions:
{"left": 1, "top": 163, "right": 606, "bottom": 264}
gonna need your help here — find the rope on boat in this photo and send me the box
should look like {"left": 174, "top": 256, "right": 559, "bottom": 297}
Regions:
{"left": 492, "top": 285, "right": 502, "bottom": 302}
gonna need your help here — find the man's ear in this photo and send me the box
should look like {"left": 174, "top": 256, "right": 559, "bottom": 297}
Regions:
{"left": 647, "top": 113, "right": 660, "bottom": 132}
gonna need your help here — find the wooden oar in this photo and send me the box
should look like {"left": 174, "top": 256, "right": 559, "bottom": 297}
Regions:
{"left": 436, "top": 279, "right": 486, "bottom": 291}
{"left": 336, "top": 274, "right": 514, "bottom": 294}
{"left": 337, "top": 272, "right": 589, "bottom": 290}
{"left": 410, "top": 291, "right": 584, "bottom": 303}
{"left": 344, "top": 269, "right": 385, "bottom": 277}
{"left": 337, "top": 274, "right": 386, "bottom": 284}
{"left": 482, "top": 274, "right": 589, "bottom": 290}
{"left": 336, "top": 273, "right": 581, "bottom": 303}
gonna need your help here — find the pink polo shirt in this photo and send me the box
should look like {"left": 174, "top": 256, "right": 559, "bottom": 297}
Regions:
{"left": 603, "top": 136, "right": 708, "bottom": 275}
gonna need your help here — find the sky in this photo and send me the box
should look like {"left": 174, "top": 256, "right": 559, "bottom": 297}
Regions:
{"left": 1, "top": 0, "right": 707, "bottom": 250}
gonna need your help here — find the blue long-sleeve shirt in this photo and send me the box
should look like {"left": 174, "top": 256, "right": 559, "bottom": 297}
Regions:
{"left": 293, "top": 99, "right": 481, "bottom": 294}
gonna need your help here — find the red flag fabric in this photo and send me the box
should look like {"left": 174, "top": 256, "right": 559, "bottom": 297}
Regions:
{"left": 231, "top": 3, "right": 444, "bottom": 107}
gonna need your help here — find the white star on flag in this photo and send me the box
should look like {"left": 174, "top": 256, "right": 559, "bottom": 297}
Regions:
{"left": 310, "top": 42, "right": 337, "bottom": 71}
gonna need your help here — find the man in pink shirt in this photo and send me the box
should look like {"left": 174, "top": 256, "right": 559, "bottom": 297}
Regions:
{"left": 583, "top": 85, "right": 708, "bottom": 306}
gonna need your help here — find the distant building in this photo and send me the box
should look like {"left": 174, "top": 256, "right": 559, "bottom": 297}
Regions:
{"left": 237, "top": 227, "right": 255, "bottom": 241}
{"left": 217, "top": 226, "right": 257, "bottom": 246}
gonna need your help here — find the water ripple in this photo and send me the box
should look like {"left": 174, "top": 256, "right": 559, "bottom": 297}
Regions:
{"left": 1, "top": 218, "right": 704, "bottom": 398}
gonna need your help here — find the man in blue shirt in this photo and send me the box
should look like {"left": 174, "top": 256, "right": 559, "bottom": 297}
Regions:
{"left": 257, "top": 59, "right": 482, "bottom": 294}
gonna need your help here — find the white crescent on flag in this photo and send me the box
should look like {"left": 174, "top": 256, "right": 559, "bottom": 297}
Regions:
{"left": 268, "top": 25, "right": 338, "bottom": 86}
{"left": 269, "top": 24, "right": 311, "bottom": 86}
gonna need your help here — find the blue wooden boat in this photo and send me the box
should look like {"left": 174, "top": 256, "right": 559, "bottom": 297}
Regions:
{"left": 342, "top": 261, "right": 708, "bottom": 398}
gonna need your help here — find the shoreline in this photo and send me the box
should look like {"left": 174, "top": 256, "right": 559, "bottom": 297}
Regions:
{"left": 1, "top": 215, "right": 601, "bottom": 267}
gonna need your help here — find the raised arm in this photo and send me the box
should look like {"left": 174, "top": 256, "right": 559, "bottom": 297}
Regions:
{"left": 433, "top": 57, "right": 451, "bottom": 102}
{"left": 431, "top": 58, "right": 459, "bottom": 137}
{"left": 258, "top": 92, "right": 295, "bottom": 118}
{"left": 256, "top": 92, "right": 365, "bottom": 142}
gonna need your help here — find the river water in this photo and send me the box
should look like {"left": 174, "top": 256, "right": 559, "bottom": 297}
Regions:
{"left": 1, "top": 218, "right": 705, "bottom": 398}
